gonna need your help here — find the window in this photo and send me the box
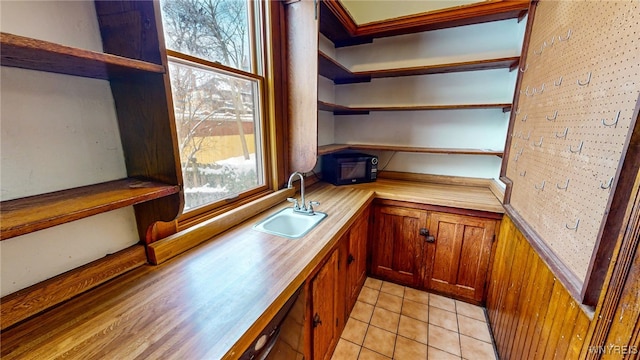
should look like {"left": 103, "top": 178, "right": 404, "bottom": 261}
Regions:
{"left": 160, "top": 0, "right": 269, "bottom": 214}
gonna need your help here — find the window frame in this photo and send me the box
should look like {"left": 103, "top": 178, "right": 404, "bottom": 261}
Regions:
{"left": 159, "top": 0, "right": 281, "bottom": 229}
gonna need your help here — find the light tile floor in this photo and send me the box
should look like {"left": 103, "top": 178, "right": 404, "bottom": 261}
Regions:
{"left": 331, "top": 277, "right": 497, "bottom": 360}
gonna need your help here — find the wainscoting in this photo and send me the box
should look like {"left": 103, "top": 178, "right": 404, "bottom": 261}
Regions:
{"left": 486, "top": 216, "right": 591, "bottom": 359}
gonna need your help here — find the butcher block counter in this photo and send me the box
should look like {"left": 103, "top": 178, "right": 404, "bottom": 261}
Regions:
{"left": 0, "top": 179, "right": 503, "bottom": 359}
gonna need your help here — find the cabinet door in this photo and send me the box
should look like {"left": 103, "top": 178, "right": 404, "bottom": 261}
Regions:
{"left": 346, "top": 208, "right": 370, "bottom": 312}
{"left": 425, "top": 212, "right": 496, "bottom": 303}
{"left": 370, "top": 204, "right": 427, "bottom": 287}
{"left": 311, "top": 249, "right": 340, "bottom": 360}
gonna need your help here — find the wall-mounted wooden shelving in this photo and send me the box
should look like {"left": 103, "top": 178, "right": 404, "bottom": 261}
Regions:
{"left": 0, "top": 179, "right": 180, "bottom": 240}
{"left": 0, "top": 1, "right": 184, "bottom": 243}
{"left": 318, "top": 144, "right": 504, "bottom": 157}
{"left": 319, "top": 51, "right": 519, "bottom": 84}
{"left": 318, "top": 100, "right": 512, "bottom": 115}
{"left": 0, "top": 32, "right": 165, "bottom": 80}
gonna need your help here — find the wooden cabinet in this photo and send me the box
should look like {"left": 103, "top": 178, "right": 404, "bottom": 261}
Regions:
{"left": 308, "top": 207, "right": 370, "bottom": 359}
{"left": 370, "top": 203, "right": 428, "bottom": 287}
{"left": 345, "top": 208, "right": 370, "bottom": 313}
{"left": 369, "top": 200, "right": 500, "bottom": 303}
{"left": 424, "top": 212, "right": 497, "bottom": 303}
{"left": 0, "top": 1, "right": 183, "bottom": 242}
{"left": 310, "top": 248, "right": 340, "bottom": 360}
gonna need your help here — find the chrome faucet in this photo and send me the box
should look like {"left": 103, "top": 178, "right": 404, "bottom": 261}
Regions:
{"left": 287, "top": 172, "right": 320, "bottom": 215}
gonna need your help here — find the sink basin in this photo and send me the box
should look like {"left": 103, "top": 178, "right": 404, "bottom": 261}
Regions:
{"left": 254, "top": 207, "right": 327, "bottom": 239}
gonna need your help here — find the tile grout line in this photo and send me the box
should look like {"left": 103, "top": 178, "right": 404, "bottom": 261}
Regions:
{"left": 349, "top": 280, "right": 498, "bottom": 360}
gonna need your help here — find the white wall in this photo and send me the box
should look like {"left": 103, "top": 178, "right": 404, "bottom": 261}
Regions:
{"left": 319, "top": 18, "right": 526, "bottom": 179}
{"left": 336, "top": 19, "right": 525, "bottom": 71}
{"left": 0, "top": 1, "right": 139, "bottom": 296}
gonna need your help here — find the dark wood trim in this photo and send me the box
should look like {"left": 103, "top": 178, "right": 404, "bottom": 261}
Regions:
{"left": 354, "top": 1, "right": 530, "bottom": 38}
{"left": 499, "top": 176, "right": 513, "bottom": 204}
{"left": 583, "top": 168, "right": 640, "bottom": 358}
{"left": 269, "top": 0, "right": 289, "bottom": 187}
{"left": 0, "top": 245, "right": 147, "bottom": 331}
{"left": 319, "top": 0, "right": 529, "bottom": 47}
{"left": 582, "top": 93, "right": 640, "bottom": 306}
{"left": 375, "top": 198, "right": 503, "bottom": 220}
{"left": 503, "top": 204, "right": 592, "bottom": 312}
{"left": 499, "top": 0, "right": 537, "bottom": 198}
{"left": 319, "top": 0, "right": 367, "bottom": 48}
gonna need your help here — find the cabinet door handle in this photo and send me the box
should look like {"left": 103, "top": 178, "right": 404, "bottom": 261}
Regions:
{"left": 313, "top": 313, "right": 322, "bottom": 328}
{"left": 347, "top": 254, "right": 355, "bottom": 264}
{"left": 420, "top": 228, "right": 435, "bottom": 243}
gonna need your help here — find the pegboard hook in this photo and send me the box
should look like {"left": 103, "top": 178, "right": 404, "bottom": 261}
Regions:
{"left": 521, "top": 114, "right": 528, "bottom": 122}
{"left": 565, "top": 219, "right": 580, "bottom": 231}
{"left": 556, "top": 179, "right": 570, "bottom": 190}
{"left": 555, "top": 127, "right": 568, "bottom": 139}
{"left": 577, "top": 72, "right": 591, "bottom": 86}
{"left": 520, "top": 64, "right": 528, "bottom": 73}
{"left": 600, "top": 177, "right": 614, "bottom": 190}
{"left": 558, "top": 29, "right": 572, "bottom": 42}
{"left": 533, "top": 136, "right": 544, "bottom": 147}
{"left": 533, "top": 45, "right": 543, "bottom": 55}
{"left": 546, "top": 110, "right": 558, "bottom": 121}
{"left": 554, "top": 76, "right": 563, "bottom": 86}
{"left": 534, "top": 180, "right": 546, "bottom": 191}
{"left": 524, "top": 86, "right": 534, "bottom": 97}
{"left": 544, "top": 37, "right": 555, "bottom": 48}
{"left": 519, "top": 171, "right": 527, "bottom": 177}
{"left": 523, "top": 131, "right": 531, "bottom": 140}
{"left": 602, "top": 111, "right": 621, "bottom": 128}
{"left": 534, "top": 83, "right": 545, "bottom": 94}
{"left": 569, "top": 140, "right": 583, "bottom": 154}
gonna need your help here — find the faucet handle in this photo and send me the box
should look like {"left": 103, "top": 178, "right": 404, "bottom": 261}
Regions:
{"left": 287, "top": 197, "right": 300, "bottom": 210}
{"left": 308, "top": 201, "right": 320, "bottom": 213}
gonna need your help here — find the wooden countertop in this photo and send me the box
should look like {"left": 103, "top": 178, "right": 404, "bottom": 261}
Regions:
{"left": 349, "top": 178, "right": 504, "bottom": 214}
{"left": 0, "top": 180, "right": 503, "bottom": 359}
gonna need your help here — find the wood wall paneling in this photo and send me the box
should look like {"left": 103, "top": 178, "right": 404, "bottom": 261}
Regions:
{"left": 487, "top": 216, "right": 591, "bottom": 360}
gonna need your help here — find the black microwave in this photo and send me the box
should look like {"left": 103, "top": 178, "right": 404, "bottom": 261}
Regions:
{"left": 322, "top": 152, "right": 378, "bottom": 185}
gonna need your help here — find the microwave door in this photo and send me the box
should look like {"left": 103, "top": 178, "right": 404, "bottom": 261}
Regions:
{"left": 341, "top": 161, "right": 366, "bottom": 180}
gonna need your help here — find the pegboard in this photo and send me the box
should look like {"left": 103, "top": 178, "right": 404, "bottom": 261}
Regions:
{"left": 504, "top": 0, "right": 640, "bottom": 282}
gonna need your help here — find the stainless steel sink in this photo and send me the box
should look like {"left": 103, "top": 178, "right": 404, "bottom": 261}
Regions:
{"left": 254, "top": 207, "right": 327, "bottom": 239}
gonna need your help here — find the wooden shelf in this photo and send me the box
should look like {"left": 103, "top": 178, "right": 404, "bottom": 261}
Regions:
{"left": 318, "top": 144, "right": 504, "bottom": 157}
{"left": 0, "top": 32, "right": 165, "bottom": 80}
{"left": 0, "top": 178, "right": 180, "bottom": 240}
{"left": 318, "top": 100, "right": 511, "bottom": 115}
{"left": 319, "top": 51, "right": 519, "bottom": 84}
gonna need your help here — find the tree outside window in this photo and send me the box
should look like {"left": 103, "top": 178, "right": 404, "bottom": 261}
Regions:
{"left": 160, "top": 0, "right": 265, "bottom": 212}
